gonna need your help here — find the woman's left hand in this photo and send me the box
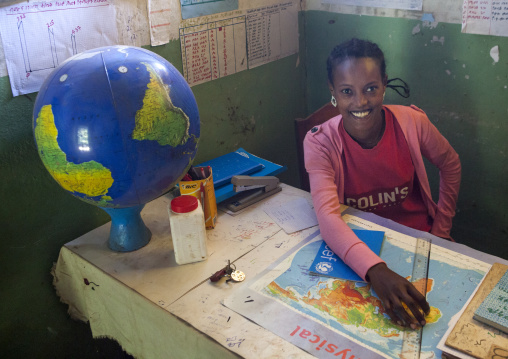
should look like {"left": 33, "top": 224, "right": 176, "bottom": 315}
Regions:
{"left": 366, "top": 263, "right": 430, "bottom": 328}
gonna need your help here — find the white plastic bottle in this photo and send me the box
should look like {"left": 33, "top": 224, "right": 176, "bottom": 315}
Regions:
{"left": 169, "top": 195, "right": 208, "bottom": 265}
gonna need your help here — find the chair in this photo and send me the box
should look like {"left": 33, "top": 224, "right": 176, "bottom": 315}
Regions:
{"left": 294, "top": 103, "right": 340, "bottom": 192}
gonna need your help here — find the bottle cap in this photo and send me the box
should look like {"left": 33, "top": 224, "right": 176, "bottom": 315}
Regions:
{"left": 171, "top": 195, "right": 198, "bottom": 213}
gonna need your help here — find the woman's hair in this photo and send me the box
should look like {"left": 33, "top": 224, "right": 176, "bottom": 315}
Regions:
{"left": 327, "top": 38, "right": 410, "bottom": 98}
{"left": 327, "top": 38, "right": 386, "bottom": 84}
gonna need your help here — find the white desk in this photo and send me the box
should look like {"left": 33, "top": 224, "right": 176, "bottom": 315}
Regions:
{"left": 53, "top": 184, "right": 317, "bottom": 358}
{"left": 53, "top": 184, "right": 508, "bottom": 359}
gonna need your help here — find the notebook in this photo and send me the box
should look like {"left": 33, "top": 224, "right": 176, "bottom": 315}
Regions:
{"left": 308, "top": 229, "right": 385, "bottom": 282}
{"left": 473, "top": 267, "right": 508, "bottom": 334}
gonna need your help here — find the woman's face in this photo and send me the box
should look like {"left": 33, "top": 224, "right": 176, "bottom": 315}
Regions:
{"left": 329, "top": 57, "right": 387, "bottom": 141}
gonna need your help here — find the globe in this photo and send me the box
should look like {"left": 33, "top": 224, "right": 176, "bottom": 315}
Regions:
{"left": 33, "top": 46, "right": 200, "bottom": 252}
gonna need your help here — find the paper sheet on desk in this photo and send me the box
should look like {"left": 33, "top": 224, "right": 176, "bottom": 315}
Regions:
{"left": 263, "top": 197, "right": 318, "bottom": 234}
{"left": 436, "top": 279, "right": 483, "bottom": 359}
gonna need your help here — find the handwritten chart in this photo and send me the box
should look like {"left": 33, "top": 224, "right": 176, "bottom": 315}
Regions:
{"left": 246, "top": 1, "right": 299, "bottom": 69}
{"left": 0, "top": 0, "right": 118, "bottom": 96}
{"left": 462, "top": 0, "right": 508, "bottom": 36}
{"left": 179, "top": 1, "right": 298, "bottom": 86}
{"left": 180, "top": 14, "right": 247, "bottom": 86}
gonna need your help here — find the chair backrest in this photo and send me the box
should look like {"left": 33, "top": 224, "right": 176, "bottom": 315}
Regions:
{"left": 294, "top": 103, "right": 340, "bottom": 192}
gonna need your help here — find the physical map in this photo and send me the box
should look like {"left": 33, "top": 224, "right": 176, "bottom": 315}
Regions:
{"left": 224, "top": 209, "right": 492, "bottom": 358}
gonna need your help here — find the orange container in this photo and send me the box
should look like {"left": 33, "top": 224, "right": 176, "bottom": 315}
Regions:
{"left": 178, "top": 166, "right": 217, "bottom": 229}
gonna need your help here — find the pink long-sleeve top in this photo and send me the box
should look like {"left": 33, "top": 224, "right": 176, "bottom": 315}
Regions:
{"left": 304, "top": 105, "right": 461, "bottom": 280}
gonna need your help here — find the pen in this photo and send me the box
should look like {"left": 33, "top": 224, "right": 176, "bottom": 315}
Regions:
{"left": 200, "top": 182, "right": 205, "bottom": 211}
{"left": 188, "top": 166, "right": 199, "bottom": 180}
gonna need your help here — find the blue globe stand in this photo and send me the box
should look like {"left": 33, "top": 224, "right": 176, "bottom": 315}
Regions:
{"left": 102, "top": 204, "right": 152, "bottom": 252}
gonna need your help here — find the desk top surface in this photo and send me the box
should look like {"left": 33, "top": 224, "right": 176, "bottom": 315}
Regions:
{"left": 60, "top": 184, "right": 508, "bottom": 359}
{"left": 65, "top": 184, "right": 315, "bottom": 307}
{"left": 63, "top": 184, "right": 317, "bottom": 357}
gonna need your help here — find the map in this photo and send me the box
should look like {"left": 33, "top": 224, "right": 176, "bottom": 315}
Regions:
{"left": 224, "top": 211, "right": 492, "bottom": 358}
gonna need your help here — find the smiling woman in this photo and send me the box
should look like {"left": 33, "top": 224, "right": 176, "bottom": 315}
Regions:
{"left": 328, "top": 54, "right": 386, "bottom": 149}
{"left": 303, "top": 38, "right": 461, "bottom": 330}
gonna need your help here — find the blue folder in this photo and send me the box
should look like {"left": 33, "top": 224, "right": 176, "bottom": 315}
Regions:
{"left": 308, "top": 229, "right": 385, "bottom": 282}
{"left": 198, "top": 148, "right": 287, "bottom": 203}
{"left": 199, "top": 151, "right": 265, "bottom": 188}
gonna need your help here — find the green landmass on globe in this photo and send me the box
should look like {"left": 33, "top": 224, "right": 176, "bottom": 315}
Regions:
{"left": 265, "top": 277, "right": 441, "bottom": 338}
{"left": 34, "top": 104, "right": 114, "bottom": 204}
{"left": 132, "top": 63, "right": 190, "bottom": 147}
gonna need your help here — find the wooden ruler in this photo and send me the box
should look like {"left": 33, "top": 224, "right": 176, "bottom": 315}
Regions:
{"left": 400, "top": 237, "right": 432, "bottom": 359}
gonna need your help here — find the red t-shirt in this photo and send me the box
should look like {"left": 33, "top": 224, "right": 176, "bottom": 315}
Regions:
{"left": 340, "top": 109, "right": 432, "bottom": 232}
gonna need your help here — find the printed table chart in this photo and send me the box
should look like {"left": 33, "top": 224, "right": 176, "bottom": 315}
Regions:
{"left": 246, "top": 2, "right": 298, "bottom": 68}
{"left": 180, "top": 15, "right": 247, "bottom": 86}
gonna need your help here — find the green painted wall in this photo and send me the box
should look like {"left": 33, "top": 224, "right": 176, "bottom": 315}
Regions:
{"left": 304, "top": 11, "right": 508, "bottom": 259}
{"left": 0, "top": 18, "right": 306, "bottom": 357}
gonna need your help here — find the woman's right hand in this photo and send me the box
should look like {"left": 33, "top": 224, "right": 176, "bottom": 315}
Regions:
{"left": 366, "top": 263, "right": 430, "bottom": 329}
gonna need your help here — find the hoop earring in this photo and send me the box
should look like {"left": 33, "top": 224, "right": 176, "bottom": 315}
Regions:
{"left": 331, "top": 95, "right": 337, "bottom": 107}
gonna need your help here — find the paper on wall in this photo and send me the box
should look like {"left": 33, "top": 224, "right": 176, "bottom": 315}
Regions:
{"left": 0, "top": 0, "right": 119, "bottom": 96}
{"left": 246, "top": 1, "right": 299, "bottom": 68}
{"left": 0, "top": 41, "right": 7, "bottom": 78}
{"left": 179, "top": 10, "right": 248, "bottom": 86}
{"left": 148, "top": 0, "right": 182, "bottom": 46}
{"left": 320, "top": 0, "right": 422, "bottom": 11}
{"left": 179, "top": 0, "right": 299, "bottom": 85}
{"left": 491, "top": 45, "right": 500, "bottom": 63}
{"left": 306, "top": 0, "right": 462, "bottom": 24}
{"left": 180, "top": 0, "right": 239, "bottom": 20}
{"left": 116, "top": 0, "right": 151, "bottom": 47}
{"left": 0, "top": 0, "right": 150, "bottom": 80}
{"left": 462, "top": 0, "right": 508, "bottom": 37}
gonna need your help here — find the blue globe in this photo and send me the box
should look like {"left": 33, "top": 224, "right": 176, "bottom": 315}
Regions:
{"left": 33, "top": 46, "right": 200, "bottom": 251}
